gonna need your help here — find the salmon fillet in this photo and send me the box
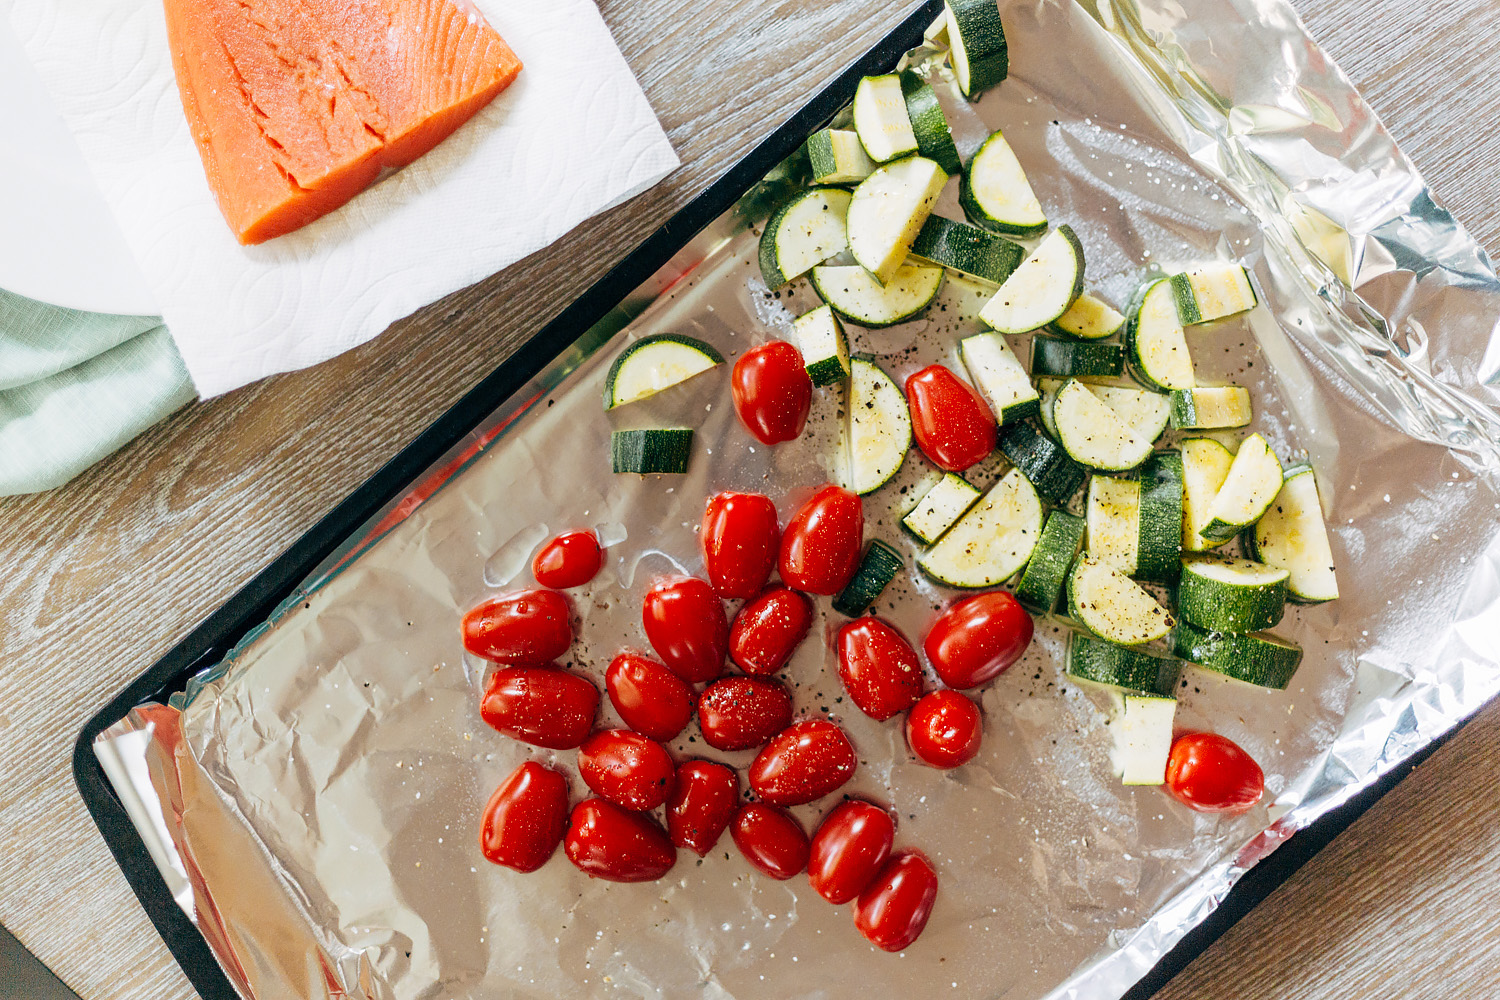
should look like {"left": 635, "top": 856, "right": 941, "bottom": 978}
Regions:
{"left": 163, "top": 0, "right": 522, "bottom": 245}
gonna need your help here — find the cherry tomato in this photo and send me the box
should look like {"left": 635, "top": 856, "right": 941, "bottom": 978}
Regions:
{"left": 478, "top": 761, "right": 570, "bottom": 873}
{"left": 778, "top": 485, "right": 863, "bottom": 595}
{"left": 1164, "top": 732, "right": 1265, "bottom": 813}
{"left": 749, "top": 720, "right": 858, "bottom": 806}
{"left": 480, "top": 666, "right": 599, "bottom": 749}
{"left": 732, "top": 341, "right": 813, "bottom": 445}
{"left": 807, "top": 799, "right": 896, "bottom": 904}
{"left": 531, "top": 530, "right": 603, "bottom": 589}
{"left": 642, "top": 576, "right": 728, "bottom": 683}
{"left": 904, "top": 364, "right": 997, "bottom": 472}
{"left": 461, "top": 590, "right": 572, "bottom": 665}
{"left": 563, "top": 798, "right": 677, "bottom": 882}
{"left": 836, "top": 617, "right": 925, "bottom": 721}
{"left": 578, "top": 730, "right": 676, "bottom": 812}
{"left": 923, "top": 591, "right": 1034, "bottom": 690}
{"left": 729, "top": 586, "right": 814, "bottom": 675}
{"left": 666, "top": 760, "right": 739, "bottom": 856}
{"left": 854, "top": 851, "right": 939, "bottom": 952}
{"left": 697, "top": 676, "right": 794, "bottom": 752}
{"left": 905, "top": 690, "right": 983, "bottom": 769}
{"left": 702, "top": 492, "right": 779, "bottom": 599}
{"left": 605, "top": 652, "right": 694, "bottom": 742}
{"left": 731, "top": 803, "right": 810, "bottom": 880}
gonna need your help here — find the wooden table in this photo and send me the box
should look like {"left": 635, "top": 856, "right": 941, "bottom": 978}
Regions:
{"left": 3, "top": 0, "right": 1498, "bottom": 996}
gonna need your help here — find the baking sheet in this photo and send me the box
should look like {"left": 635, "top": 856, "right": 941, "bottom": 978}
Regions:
{"left": 94, "top": 0, "right": 1500, "bottom": 998}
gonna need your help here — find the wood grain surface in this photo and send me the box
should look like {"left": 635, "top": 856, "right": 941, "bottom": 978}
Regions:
{"left": 2, "top": 1, "right": 1498, "bottom": 997}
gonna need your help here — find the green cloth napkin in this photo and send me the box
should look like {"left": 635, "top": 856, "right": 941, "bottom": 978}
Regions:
{"left": 0, "top": 287, "right": 195, "bottom": 495}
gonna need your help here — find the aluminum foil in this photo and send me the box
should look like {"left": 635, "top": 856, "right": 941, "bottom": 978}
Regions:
{"left": 94, "top": 1, "right": 1500, "bottom": 998}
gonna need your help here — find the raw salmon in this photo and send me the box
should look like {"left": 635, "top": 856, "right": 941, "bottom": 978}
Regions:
{"left": 163, "top": 0, "right": 522, "bottom": 245}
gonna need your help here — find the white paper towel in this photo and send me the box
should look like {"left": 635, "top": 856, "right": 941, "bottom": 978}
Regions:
{"left": 5, "top": 0, "right": 679, "bottom": 398}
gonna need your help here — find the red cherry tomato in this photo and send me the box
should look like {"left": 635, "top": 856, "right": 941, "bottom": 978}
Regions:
{"left": 923, "top": 591, "right": 1034, "bottom": 689}
{"left": 531, "top": 530, "right": 603, "bottom": 589}
{"left": 642, "top": 576, "right": 728, "bottom": 683}
{"left": 563, "top": 798, "right": 677, "bottom": 882}
{"left": 1164, "top": 732, "right": 1265, "bottom": 813}
{"left": 749, "top": 720, "right": 858, "bottom": 806}
{"left": 666, "top": 760, "right": 739, "bottom": 856}
{"left": 854, "top": 851, "right": 939, "bottom": 952}
{"left": 906, "top": 690, "right": 983, "bottom": 769}
{"left": 904, "top": 364, "right": 997, "bottom": 472}
{"left": 478, "top": 761, "right": 570, "bottom": 873}
{"left": 778, "top": 485, "right": 863, "bottom": 595}
{"left": 731, "top": 341, "right": 813, "bottom": 445}
{"left": 807, "top": 799, "right": 895, "bottom": 904}
{"left": 461, "top": 590, "right": 572, "bottom": 665}
{"left": 605, "top": 652, "right": 694, "bottom": 742}
{"left": 729, "top": 586, "right": 814, "bottom": 675}
{"left": 697, "top": 676, "right": 794, "bottom": 752}
{"left": 480, "top": 666, "right": 599, "bottom": 749}
{"left": 836, "top": 617, "right": 925, "bottom": 721}
{"left": 578, "top": 730, "right": 676, "bottom": 812}
{"left": 702, "top": 492, "right": 779, "bottom": 599}
{"left": 731, "top": 803, "right": 810, "bottom": 880}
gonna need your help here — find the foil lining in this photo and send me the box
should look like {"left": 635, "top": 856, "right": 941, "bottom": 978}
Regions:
{"left": 95, "top": 1, "right": 1500, "bottom": 998}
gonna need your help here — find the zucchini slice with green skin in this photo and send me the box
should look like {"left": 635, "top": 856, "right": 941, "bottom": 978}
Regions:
{"left": 1200, "top": 433, "right": 1283, "bottom": 542}
{"left": 917, "top": 467, "right": 1043, "bottom": 588}
{"left": 909, "top": 216, "right": 1024, "bottom": 285}
{"left": 1034, "top": 376, "right": 1122, "bottom": 440}
{"left": 611, "top": 429, "right": 693, "bottom": 474}
{"left": 1248, "top": 464, "right": 1340, "bottom": 603}
{"left": 944, "top": 0, "right": 1009, "bottom": 98}
{"left": 603, "top": 334, "right": 724, "bottom": 410}
{"left": 899, "top": 70, "right": 962, "bottom": 175}
{"left": 759, "top": 188, "right": 852, "bottom": 288}
{"left": 1178, "top": 556, "right": 1288, "bottom": 632}
{"left": 1030, "top": 335, "right": 1125, "bottom": 378}
{"left": 1169, "top": 385, "right": 1253, "bottom": 429}
{"left": 806, "top": 128, "right": 876, "bottom": 186}
{"left": 1136, "top": 451, "right": 1185, "bottom": 584}
{"left": 1113, "top": 690, "right": 1177, "bottom": 785}
{"left": 979, "top": 226, "right": 1085, "bottom": 333}
{"left": 1180, "top": 437, "right": 1235, "bottom": 552}
{"left": 960, "top": 331, "right": 1039, "bottom": 426}
{"left": 1036, "top": 376, "right": 1064, "bottom": 439}
{"left": 1052, "top": 379, "right": 1155, "bottom": 471}
{"left": 1092, "top": 384, "right": 1171, "bottom": 444}
{"left": 793, "top": 305, "right": 851, "bottom": 387}
{"left": 847, "top": 156, "right": 948, "bottom": 284}
{"left": 1014, "top": 510, "right": 1086, "bottom": 613}
{"left": 902, "top": 472, "right": 982, "bottom": 544}
{"left": 1067, "top": 633, "right": 1179, "bottom": 695}
{"left": 959, "top": 131, "right": 1044, "bottom": 236}
{"left": 999, "top": 420, "right": 1087, "bottom": 502}
{"left": 1067, "top": 554, "right": 1176, "bottom": 646}
{"left": 1126, "top": 277, "right": 1195, "bottom": 390}
{"left": 811, "top": 263, "right": 944, "bottom": 328}
{"left": 1047, "top": 293, "right": 1126, "bottom": 340}
{"left": 1172, "top": 622, "right": 1303, "bottom": 689}
{"left": 848, "top": 357, "right": 912, "bottom": 495}
{"left": 1171, "top": 262, "right": 1258, "bottom": 325}
{"left": 852, "top": 74, "right": 918, "bottom": 163}
{"left": 833, "top": 540, "right": 905, "bottom": 616}
{"left": 1086, "top": 474, "right": 1141, "bottom": 576}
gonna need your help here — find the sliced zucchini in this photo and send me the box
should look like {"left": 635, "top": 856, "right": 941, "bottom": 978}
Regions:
{"left": 902, "top": 472, "right": 982, "bottom": 544}
{"left": 806, "top": 128, "right": 876, "bottom": 186}
{"left": 918, "top": 468, "right": 1043, "bottom": 588}
{"left": 811, "top": 263, "right": 944, "bottom": 328}
{"left": 1178, "top": 556, "right": 1288, "bottom": 633}
{"left": 793, "top": 305, "right": 851, "bottom": 387}
{"left": 1113, "top": 690, "right": 1177, "bottom": 785}
{"left": 1067, "top": 633, "right": 1179, "bottom": 695}
{"left": 1136, "top": 451, "right": 1184, "bottom": 585}
{"left": 847, "top": 156, "right": 948, "bottom": 284}
{"left": 1248, "top": 465, "right": 1339, "bottom": 603}
{"left": 1200, "top": 433, "right": 1283, "bottom": 543}
{"left": 1067, "top": 554, "right": 1176, "bottom": 646}
{"left": 759, "top": 188, "right": 852, "bottom": 288}
{"left": 1030, "top": 336, "right": 1125, "bottom": 378}
{"left": 1086, "top": 475, "right": 1141, "bottom": 576}
{"left": 944, "top": 0, "right": 1009, "bottom": 98}
{"left": 1052, "top": 379, "right": 1155, "bottom": 471}
{"left": 1036, "top": 376, "right": 1064, "bottom": 439}
{"left": 1015, "top": 510, "right": 1086, "bottom": 613}
{"left": 909, "top": 217, "right": 1024, "bottom": 285}
{"left": 978, "top": 226, "right": 1085, "bottom": 333}
{"left": 603, "top": 334, "right": 724, "bottom": 410}
{"left": 1172, "top": 263, "right": 1257, "bottom": 325}
{"left": 1180, "top": 437, "right": 1235, "bottom": 552}
{"left": 1169, "top": 386, "right": 1252, "bottom": 430}
{"left": 1092, "top": 384, "right": 1171, "bottom": 444}
{"left": 959, "top": 131, "right": 1044, "bottom": 236}
{"left": 852, "top": 75, "right": 918, "bottom": 163}
{"left": 899, "top": 70, "right": 962, "bottom": 175}
{"left": 998, "top": 420, "right": 1087, "bottom": 502}
{"left": 1126, "top": 277, "right": 1195, "bottom": 390}
{"left": 1172, "top": 622, "right": 1303, "bottom": 689}
{"left": 1047, "top": 293, "right": 1125, "bottom": 340}
{"left": 611, "top": 429, "right": 693, "bottom": 474}
{"left": 833, "top": 540, "right": 905, "bottom": 617}
{"left": 848, "top": 357, "right": 912, "bottom": 495}
{"left": 960, "top": 332, "right": 1039, "bottom": 425}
